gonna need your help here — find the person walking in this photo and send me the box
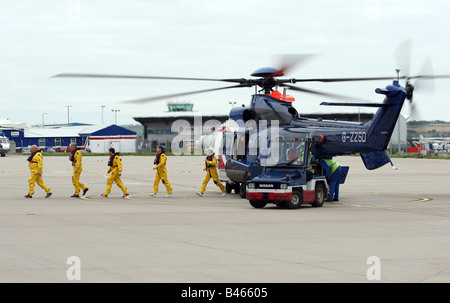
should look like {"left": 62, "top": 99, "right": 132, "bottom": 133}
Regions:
{"left": 69, "top": 143, "right": 88, "bottom": 197}
{"left": 25, "top": 145, "right": 52, "bottom": 198}
{"left": 148, "top": 146, "right": 172, "bottom": 198}
{"left": 101, "top": 148, "right": 129, "bottom": 198}
{"left": 196, "top": 149, "right": 226, "bottom": 197}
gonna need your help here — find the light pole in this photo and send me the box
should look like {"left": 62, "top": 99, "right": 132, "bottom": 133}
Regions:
{"left": 42, "top": 113, "right": 48, "bottom": 128}
{"left": 101, "top": 105, "right": 106, "bottom": 124}
{"left": 65, "top": 105, "right": 72, "bottom": 125}
{"left": 112, "top": 109, "right": 120, "bottom": 125}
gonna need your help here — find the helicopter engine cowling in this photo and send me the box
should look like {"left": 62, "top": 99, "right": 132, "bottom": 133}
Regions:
{"left": 250, "top": 94, "right": 298, "bottom": 125}
{"left": 229, "top": 106, "right": 255, "bottom": 122}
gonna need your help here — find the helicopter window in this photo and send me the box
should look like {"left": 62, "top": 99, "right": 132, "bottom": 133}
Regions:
{"left": 235, "top": 133, "right": 248, "bottom": 160}
{"left": 259, "top": 136, "right": 280, "bottom": 166}
{"left": 222, "top": 133, "right": 234, "bottom": 157}
{"left": 247, "top": 133, "right": 259, "bottom": 157}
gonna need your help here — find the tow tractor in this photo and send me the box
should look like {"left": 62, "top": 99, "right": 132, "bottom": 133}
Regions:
{"left": 246, "top": 137, "right": 349, "bottom": 209}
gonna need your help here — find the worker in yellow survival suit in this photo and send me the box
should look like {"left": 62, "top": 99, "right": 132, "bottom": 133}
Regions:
{"left": 69, "top": 143, "right": 88, "bottom": 197}
{"left": 101, "top": 148, "right": 129, "bottom": 198}
{"left": 196, "top": 149, "right": 226, "bottom": 197}
{"left": 148, "top": 146, "right": 172, "bottom": 198}
{"left": 25, "top": 145, "right": 52, "bottom": 198}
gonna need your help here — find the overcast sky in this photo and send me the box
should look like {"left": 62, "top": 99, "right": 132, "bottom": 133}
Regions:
{"left": 2, "top": 0, "right": 450, "bottom": 126}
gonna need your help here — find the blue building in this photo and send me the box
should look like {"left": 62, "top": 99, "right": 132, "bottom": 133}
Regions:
{"left": 3, "top": 124, "right": 136, "bottom": 153}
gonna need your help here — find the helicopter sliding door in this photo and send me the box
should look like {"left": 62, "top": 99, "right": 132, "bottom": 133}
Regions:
{"left": 234, "top": 132, "right": 249, "bottom": 161}
{"left": 217, "top": 132, "right": 234, "bottom": 183}
{"left": 223, "top": 131, "right": 248, "bottom": 186}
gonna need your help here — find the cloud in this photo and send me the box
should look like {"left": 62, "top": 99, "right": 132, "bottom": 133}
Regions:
{"left": 2, "top": 0, "right": 450, "bottom": 125}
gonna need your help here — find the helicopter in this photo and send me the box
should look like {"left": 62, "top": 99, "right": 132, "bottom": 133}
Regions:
{"left": 52, "top": 52, "right": 450, "bottom": 198}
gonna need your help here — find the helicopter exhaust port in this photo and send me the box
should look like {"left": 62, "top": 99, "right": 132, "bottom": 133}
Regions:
{"left": 318, "top": 134, "right": 326, "bottom": 144}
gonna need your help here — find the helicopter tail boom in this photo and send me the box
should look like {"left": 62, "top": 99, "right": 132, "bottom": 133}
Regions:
{"left": 357, "top": 80, "right": 406, "bottom": 169}
{"left": 365, "top": 80, "right": 406, "bottom": 152}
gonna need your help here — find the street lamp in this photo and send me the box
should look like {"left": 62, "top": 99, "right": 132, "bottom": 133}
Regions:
{"left": 42, "top": 113, "right": 48, "bottom": 128}
{"left": 101, "top": 105, "right": 106, "bottom": 124}
{"left": 112, "top": 109, "right": 120, "bottom": 125}
{"left": 65, "top": 105, "right": 72, "bottom": 125}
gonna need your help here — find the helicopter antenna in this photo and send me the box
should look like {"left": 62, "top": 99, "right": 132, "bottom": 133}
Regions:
{"left": 395, "top": 69, "right": 401, "bottom": 81}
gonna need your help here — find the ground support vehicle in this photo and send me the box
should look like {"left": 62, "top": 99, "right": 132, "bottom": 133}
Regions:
{"left": 246, "top": 138, "right": 348, "bottom": 209}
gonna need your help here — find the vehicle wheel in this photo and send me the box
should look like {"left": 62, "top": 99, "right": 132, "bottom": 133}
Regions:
{"left": 249, "top": 200, "right": 267, "bottom": 208}
{"left": 239, "top": 183, "right": 246, "bottom": 198}
{"left": 286, "top": 189, "right": 302, "bottom": 209}
{"left": 311, "top": 182, "right": 325, "bottom": 207}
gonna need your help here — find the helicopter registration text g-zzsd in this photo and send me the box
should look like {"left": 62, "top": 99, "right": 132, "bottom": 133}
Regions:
{"left": 341, "top": 131, "right": 367, "bottom": 143}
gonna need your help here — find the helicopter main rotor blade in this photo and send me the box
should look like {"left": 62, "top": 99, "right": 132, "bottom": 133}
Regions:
{"left": 291, "top": 76, "right": 397, "bottom": 83}
{"left": 123, "top": 84, "right": 250, "bottom": 104}
{"left": 52, "top": 73, "right": 246, "bottom": 83}
{"left": 407, "top": 74, "right": 450, "bottom": 81}
{"left": 291, "top": 74, "right": 450, "bottom": 83}
{"left": 274, "top": 54, "right": 317, "bottom": 77}
{"left": 281, "top": 84, "right": 369, "bottom": 102}
{"left": 52, "top": 72, "right": 450, "bottom": 84}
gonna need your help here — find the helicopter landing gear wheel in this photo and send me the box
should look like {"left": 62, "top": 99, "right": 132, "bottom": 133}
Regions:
{"left": 239, "top": 183, "right": 246, "bottom": 198}
{"left": 233, "top": 182, "right": 240, "bottom": 194}
{"left": 225, "top": 183, "right": 233, "bottom": 194}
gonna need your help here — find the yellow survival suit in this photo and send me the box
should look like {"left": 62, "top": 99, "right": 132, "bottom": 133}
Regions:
{"left": 150, "top": 149, "right": 172, "bottom": 197}
{"left": 26, "top": 147, "right": 51, "bottom": 198}
{"left": 69, "top": 147, "right": 88, "bottom": 197}
{"left": 102, "top": 150, "right": 129, "bottom": 197}
{"left": 196, "top": 152, "right": 226, "bottom": 196}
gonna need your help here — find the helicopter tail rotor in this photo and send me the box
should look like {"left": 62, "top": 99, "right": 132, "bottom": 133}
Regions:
{"left": 393, "top": 40, "right": 449, "bottom": 120}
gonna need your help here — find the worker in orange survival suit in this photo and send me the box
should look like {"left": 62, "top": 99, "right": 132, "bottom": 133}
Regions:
{"left": 196, "top": 149, "right": 226, "bottom": 197}
{"left": 25, "top": 145, "right": 52, "bottom": 198}
{"left": 69, "top": 143, "right": 89, "bottom": 197}
{"left": 101, "top": 148, "right": 129, "bottom": 198}
{"left": 148, "top": 146, "right": 172, "bottom": 198}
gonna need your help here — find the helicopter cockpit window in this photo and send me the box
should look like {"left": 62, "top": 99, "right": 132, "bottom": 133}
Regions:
{"left": 260, "top": 138, "right": 306, "bottom": 167}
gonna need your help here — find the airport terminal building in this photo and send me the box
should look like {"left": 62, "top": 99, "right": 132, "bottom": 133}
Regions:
{"left": 133, "top": 102, "right": 228, "bottom": 152}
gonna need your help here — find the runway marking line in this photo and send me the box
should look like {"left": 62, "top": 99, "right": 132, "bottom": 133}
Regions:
{"left": 335, "top": 196, "right": 450, "bottom": 217}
